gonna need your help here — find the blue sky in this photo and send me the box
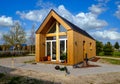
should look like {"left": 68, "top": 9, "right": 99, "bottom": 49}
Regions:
{"left": 0, "top": 0, "right": 120, "bottom": 45}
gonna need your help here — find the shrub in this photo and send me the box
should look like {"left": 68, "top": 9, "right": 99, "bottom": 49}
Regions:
{"left": 0, "top": 51, "right": 29, "bottom": 57}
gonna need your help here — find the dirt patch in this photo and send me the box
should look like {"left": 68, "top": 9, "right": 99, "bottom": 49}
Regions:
{"left": 90, "top": 57, "right": 100, "bottom": 62}
{"left": 81, "top": 64, "right": 100, "bottom": 68}
{"left": 0, "top": 66, "right": 120, "bottom": 84}
{"left": 9, "top": 69, "right": 120, "bottom": 84}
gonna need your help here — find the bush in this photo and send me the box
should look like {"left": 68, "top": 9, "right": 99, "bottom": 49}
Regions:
{"left": 113, "top": 51, "right": 120, "bottom": 56}
{"left": 0, "top": 51, "right": 29, "bottom": 57}
{"left": 99, "top": 52, "right": 104, "bottom": 56}
{"left": 103, "top": 42, "right": 113, "bottom": 56}
{"left": 0, "top": 73, "right": 5, "bottom": 78}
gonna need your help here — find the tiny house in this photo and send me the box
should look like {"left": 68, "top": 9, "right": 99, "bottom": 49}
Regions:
{"left": 36, "top": 9, "right": 96, "bottom": 65}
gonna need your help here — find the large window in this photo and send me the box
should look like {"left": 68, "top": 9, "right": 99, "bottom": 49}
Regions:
{"left": 48, "top": 23, "right": 56, "bottom": 33}
{"left": 59, "top": 25, "right": 67, "bottom": 32}
{"left": 46, "top": 22, "right": 67, "bottom": 62}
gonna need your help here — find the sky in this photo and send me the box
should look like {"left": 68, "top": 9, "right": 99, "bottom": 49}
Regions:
{"left": 0, "top": 0, "right": 120, "bottom": 45}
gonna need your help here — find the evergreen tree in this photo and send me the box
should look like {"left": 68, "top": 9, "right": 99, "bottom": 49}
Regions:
{"left": 96, "top": 40, "right": 103, "bottom": 55}
{"left": 114, "top": 42, "right": 119, "bottom": 49}
{"left": 103, "top": 42, "right": 113, "bottom": 56}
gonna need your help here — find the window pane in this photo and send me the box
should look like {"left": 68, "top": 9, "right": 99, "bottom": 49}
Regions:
{"left": 60, "top": 25, "right": 67, "bottom": 32}
{"left": 48, "top": 24, "right": 56, "bottom": 33}
{"left": 59, "top": 36, "right": 67, "bottom": 39}
{"left": 46, "top": 37, "right": 56, "bottom": 40}
{"left": 52, "top": 41, "right": 56, "bottom": 60}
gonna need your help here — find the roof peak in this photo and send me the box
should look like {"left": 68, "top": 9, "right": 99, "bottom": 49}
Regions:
{"left": 36, "top": 9, "right": 95, "bottom": 40}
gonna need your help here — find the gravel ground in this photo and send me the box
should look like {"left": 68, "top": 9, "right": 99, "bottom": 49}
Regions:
{"left": 0, "top": 56, "right": 120, "bottom": 84}
{"left": 0, "top": 56, "right": 120, "bottom": 76}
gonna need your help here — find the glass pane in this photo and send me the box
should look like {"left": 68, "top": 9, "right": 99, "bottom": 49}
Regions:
{"left": 59, "top": 36, "right": 67, "bottom": 39}
{"left": 52, "top": 41, "right": 56, "bottom": 60}
{"left": 48, "top": 24, "right": 56, "bottom": 33}
{"left": 60, "top": 40, "right": 65, "bottom": 60}
{"left": 47, "top": 42, "right": 51, "bottom": 56}
{"left": 46, "top": 37, "right": 56, "bottom": 40}
{"left": 60, "top": 25, "right": 67, "bottom": 32}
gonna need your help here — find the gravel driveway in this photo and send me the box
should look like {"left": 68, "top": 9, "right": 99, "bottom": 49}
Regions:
{"left": 0, "top": 56, "right": 120, "bottom": 76}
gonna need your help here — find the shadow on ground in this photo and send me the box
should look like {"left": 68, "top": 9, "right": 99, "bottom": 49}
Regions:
{"left": 0, "top": 66, "right": 61, "bottom": 84}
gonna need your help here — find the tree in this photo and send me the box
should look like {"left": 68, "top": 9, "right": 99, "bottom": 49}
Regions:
{"left": 2, "top": 22, "right": 26, "bottom": 46}
{"left": 96, "top": 40, "right": 103, "bottom": 55}
{"left": 114, "top": 42, "right": 119, "bottom": 49}
{"left": 103, "top": 42, "right": 113, "bottom": 56}
{"left": 29, "top": 24, "right": 35, "bottom": 53}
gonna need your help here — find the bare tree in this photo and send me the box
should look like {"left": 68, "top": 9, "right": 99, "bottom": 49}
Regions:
{"left": 29, "top": 24, "right": 35, "bottom": 54}
{"left": 2, "top": 22, "right": 26, "bottom": 46}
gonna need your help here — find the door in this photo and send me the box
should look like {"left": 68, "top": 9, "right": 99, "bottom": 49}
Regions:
{"left": 46, "top": 39, "right": 67, "bottom": 62}
{"left": 52, "top": 41, "right": 56, "bottom": 61}
{"left": 60, "top": 39, "right": 67, "bottom": 61}
{"left": 46, "top": 40, "right": 56, "bottom": 61}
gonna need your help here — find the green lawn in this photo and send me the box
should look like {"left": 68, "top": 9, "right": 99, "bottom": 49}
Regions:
{"left": 98, "top": 51, "right": 120, "bottom": 58}
{"left": 113, "top": 51, "right": 120, "bottom": 57}
{"left": 102, "top": 58, "right": 120, "bottom": 65}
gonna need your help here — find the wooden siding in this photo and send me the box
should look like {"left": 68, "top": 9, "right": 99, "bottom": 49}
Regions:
{"left": 67, "top": 30, "right": 74, "bottom": 65}
{"left": 56, "top": 22, "right": 60, "bottom": 61}
{"left": 72, "top": 31, "right": 96, "bottom": 64}
{"left": 36, "top": 34, "right": 40, "bottom": 62}
{"left": 35, "top": 34, "right": 45, "bottom": 62}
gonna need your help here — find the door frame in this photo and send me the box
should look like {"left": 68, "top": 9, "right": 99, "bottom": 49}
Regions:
{"left": 46, "top": 38, "right": 67, "bottom": 62}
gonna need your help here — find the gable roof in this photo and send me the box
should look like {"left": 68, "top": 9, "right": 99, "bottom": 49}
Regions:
{"left": 36, "top": 9, "right": 95, "bottom": 40}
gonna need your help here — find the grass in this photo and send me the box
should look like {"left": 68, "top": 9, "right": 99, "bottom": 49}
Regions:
{"left": 0, "top": 73, "right": 5, "bottom": 78}
{"left": 102, "top": 58, "right": 120, "bottom": 65}
{"left": 98, "top": 51, "right": 120, "bottom": 58}
{"left": 113, "top": 51, "right": 120, "bottom": 57}
{"left": 0, "top": 73, "right": 54, "bottom": 84}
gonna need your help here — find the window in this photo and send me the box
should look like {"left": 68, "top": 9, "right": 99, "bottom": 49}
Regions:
{"left": 46, "top": 37, "right": 56, "bottom": 40}
{"left": 48, "top": 23, "right": 56, "bottom": 33}
{"left": 59, "top": 25, "right": 67, "bottom": 32}
{"left": 59, "top": 36, "right": 67, "bottom": 39}
{"left": 90, "top": 43, "right": 92, "bottom": 50}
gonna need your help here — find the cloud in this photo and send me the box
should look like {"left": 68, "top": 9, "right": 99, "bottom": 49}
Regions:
{"left": 56, "top": 5, "right": 107, "bottom": 30}
{"left": 88, "top": 4, "right": 106, "bottom": 15}
{"left": 96, "top": 0, "right": 110, "bottom": 3}
{"left": 36, "top": 0, "right": 55, "bottom": 9}
{"left": 16, "top": 10, "right": 50, "bottom": 22}
{"left": 17, "top": 4, "right": 108, "bottom": 30}
{"left": 91, "top": 30, "right": 120, "bottom": 40}
{"left": 114, "top": 5, "right": 120, "bottom": 19}
{"left": 0, "top": 16, "right": 13, "bottom": 27}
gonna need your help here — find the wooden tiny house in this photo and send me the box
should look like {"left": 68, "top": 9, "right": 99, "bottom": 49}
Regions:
{"left": 36, "top": 9, "right": 96, "bottom": 65}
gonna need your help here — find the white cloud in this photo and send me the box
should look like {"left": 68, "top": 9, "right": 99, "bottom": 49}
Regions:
{"left": 88, "top": 4, "right": 105, "bottom": 15}
{"left": 0, "top": 16, "right": 13, "bottom": 27}
{"left": 17, "top": 4, "right": 107, "bottom": 30}
{"left": 91, "top": 30, "right": 120, "bottom": 40}
{"left": 36, "top": 0, "right": 55, "bottom": 9}
{"left": 114, "top": 5, "right": 120, "bottom": 19}
{"left": 16, "top": 10, "right": 49, "bottom": 22}
{"left": 56, "top": 5, "right": 107, "bottom": 30}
